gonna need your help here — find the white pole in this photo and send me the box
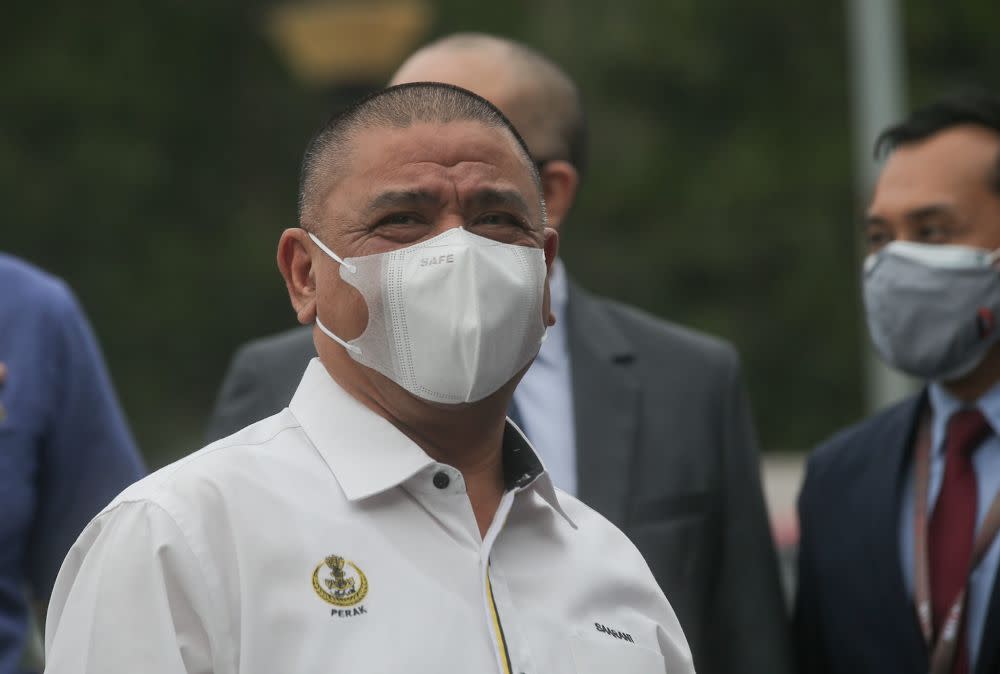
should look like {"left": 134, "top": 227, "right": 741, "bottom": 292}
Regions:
{"left": 846, "top": 0, "right": 917, "bottom": 411}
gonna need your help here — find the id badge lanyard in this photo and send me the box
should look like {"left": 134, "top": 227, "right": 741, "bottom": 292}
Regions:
{"left": 913, "top": 411, "right": 1000, "bottom": 674}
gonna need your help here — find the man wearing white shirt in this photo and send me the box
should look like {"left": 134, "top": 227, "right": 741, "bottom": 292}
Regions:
{"left": 206, "top": 34, "right": 791, "bottom": 674}
{"left": 44, "top": 83, "right": 693, "bottom": 674}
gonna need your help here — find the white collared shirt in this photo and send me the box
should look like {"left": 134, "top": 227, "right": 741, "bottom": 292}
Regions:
{"left": 513, "top": 257, "right": 578, "bottom": 494}
{"left": 45, "top": 359, "right": 692, "bottom": 674}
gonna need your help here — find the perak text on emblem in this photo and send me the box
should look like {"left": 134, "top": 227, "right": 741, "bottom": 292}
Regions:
{"left": 312, "top": 554, "right": 368, "bottom": 617}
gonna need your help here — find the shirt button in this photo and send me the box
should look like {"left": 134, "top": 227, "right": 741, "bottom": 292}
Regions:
{"left": 433, "top": 471, "right": 451, "bottom": 490}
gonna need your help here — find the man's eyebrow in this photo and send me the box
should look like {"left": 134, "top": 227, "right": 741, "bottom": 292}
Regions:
{"left": 464, "top": 188, "right": 532, "bottom": 216}
{"left": 906, "top": 204, "right": 957, "bottom": 222}
{"left": 863, "top": 203, "right": 957, "bottom": 228}
{"left": 863, "top": 213, "right": 888, "bottom": 228}
{"left": 364, "top": 190, "right": 441, "bottom": 214}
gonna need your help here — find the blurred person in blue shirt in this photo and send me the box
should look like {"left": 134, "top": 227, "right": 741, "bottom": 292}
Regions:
{"left": 0, "top": 253, "right": 145, "bottom": 673}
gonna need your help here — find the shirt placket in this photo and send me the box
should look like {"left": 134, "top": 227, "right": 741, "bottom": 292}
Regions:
{"left": 480, "top": 487, "right": 542, "bottom": 674}
{"left": 481, "top": 491, "right": 516, "bottom": 674}
{"left": 406, "top": 465, "right": 535, "bottom": 674}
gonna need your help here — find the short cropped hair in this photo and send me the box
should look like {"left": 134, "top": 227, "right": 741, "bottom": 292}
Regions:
{"left": 875, "top": 89, "right": 1000, "bottom": 195}
{"left": 297, "top": 82, "right": 541, "bottom": 225}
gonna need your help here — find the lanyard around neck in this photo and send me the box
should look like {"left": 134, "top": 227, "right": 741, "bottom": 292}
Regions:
{"left": 913, "top": 408, "right": 1000, "bottom": 674}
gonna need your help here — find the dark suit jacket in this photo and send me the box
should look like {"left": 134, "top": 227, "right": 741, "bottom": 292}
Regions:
{"left": 206, "top": 280, "right": 793, "bottom": 674}
{"left": 795, "top": 392, "right": 1000, "bottom": 674}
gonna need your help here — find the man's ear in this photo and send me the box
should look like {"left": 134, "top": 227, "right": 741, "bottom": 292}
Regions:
{"left": 277, "top": 228, "right": 317, "bottom": 325}
{"left": 539, "top": 160, "right": 579, "bottom": 233}
{"left": 542, "top": 227, "right": 560, "bottom": 327}
{"left": 543, "top": 227, "right": 560, "bottom": 272}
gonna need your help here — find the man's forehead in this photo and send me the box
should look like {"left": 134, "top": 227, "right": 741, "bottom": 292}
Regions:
{"left": 325, "top": 120, "right": 542, "bottom": 212}
{"left": 869, "top": 126, "right": 1000, "bottom": 219}
{"left": 355, "top": 118, "right": 512, "bottom": 152}
{"left": 343, "top": 121, "right": 533, "bottom": 185}
{"left": 881, "top": 126, "right": 1000, "bottom": 188}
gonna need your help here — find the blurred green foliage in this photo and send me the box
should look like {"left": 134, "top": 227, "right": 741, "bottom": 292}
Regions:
{"left": 2, "top": 0, "right": 998, "bottom": 466}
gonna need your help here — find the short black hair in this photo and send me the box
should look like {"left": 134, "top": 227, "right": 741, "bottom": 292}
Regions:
{"left": 297, "top": 82, "right": 541, "bottom": 225}
{"left": 874, "top": 89, "right": 1000, "bottom": 195}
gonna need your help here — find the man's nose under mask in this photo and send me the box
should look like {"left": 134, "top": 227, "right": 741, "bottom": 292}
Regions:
{"left": 309, "top": 227, "right": 548, "bottom": 404}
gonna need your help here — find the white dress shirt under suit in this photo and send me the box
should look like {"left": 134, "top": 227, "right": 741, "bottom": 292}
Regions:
{"left": 513, "top": 258, "right": 578, "bottom": 495}
{"left": 45, "top": 359, "right": 693, "bottom": 674}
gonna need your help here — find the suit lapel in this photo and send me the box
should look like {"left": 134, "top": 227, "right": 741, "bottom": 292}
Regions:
{"left": 976, "top": 537, "right": 1000, "bottom": 673}
{"left": 565, "top": 282, "right": 640, "bottom": 529}
{"left": 866, "top": 392, "right": 930, "bottom": 671}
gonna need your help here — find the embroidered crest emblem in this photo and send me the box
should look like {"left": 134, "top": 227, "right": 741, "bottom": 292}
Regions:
{"left": 312, "top": 555, "right": 368, "bottom": 606}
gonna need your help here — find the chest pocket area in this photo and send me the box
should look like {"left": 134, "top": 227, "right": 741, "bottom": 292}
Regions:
{"left": 570, "top": 634, "right": 667, "bottom": 673}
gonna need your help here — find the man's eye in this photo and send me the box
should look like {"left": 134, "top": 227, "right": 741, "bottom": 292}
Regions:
{"left": 377, "top": 213, "right": 423, "bottom": 227}
{"left": 475, "top": 212, "right": 525, "bottom": 227}
{"left": 865, "top": 229, "right": 892, "bottom": 249}
{"left": 918, "top": 224, "right": 949, "bottom": 243}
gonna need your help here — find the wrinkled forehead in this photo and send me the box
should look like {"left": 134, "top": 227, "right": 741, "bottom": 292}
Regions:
{"left": 335, "top": 120, "right": 543, "bottom": 207}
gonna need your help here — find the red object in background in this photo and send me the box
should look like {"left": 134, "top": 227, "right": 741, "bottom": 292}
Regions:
{"left": 978, "top": 308, "right": 996, "bottom": 339}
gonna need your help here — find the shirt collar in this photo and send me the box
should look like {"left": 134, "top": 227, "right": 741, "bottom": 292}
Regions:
{"left": 502, "top": 418, "right": 577, "bottom": 528}
{"left": 928, "top": 380, "right": 1000, "bottom": 457}
{"left": 289, "top": 359, "right": 574, "bottom": 526}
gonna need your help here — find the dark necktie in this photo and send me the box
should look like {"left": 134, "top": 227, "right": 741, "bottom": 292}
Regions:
{"left": 928, "top": 408, "right": 992, "bottom": 674}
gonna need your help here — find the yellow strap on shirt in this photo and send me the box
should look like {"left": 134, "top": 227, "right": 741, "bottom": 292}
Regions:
{"left": 486, "top": 573, "right": 513, "bottom": 674}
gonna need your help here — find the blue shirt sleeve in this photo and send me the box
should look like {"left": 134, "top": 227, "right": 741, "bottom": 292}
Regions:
{"left": 23, "top": 277, "right": 146, "bottom": 599}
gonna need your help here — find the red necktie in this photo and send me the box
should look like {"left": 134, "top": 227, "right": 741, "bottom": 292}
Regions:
{"left": 928, "top": 408, "right": 992, "bottom": 674}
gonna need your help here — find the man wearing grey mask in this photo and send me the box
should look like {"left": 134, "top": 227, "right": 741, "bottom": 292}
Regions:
{"left": 796, "top": 90, "right": 1000, "bottom": 674}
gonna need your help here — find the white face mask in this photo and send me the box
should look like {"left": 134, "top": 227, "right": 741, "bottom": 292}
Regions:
{"left": 309, "top": 227, "right": 548, "bottom": 404}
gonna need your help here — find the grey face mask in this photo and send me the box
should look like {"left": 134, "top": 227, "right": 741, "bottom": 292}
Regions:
{"left": 863, "top": 241, "right": 1000, "bottom": 382}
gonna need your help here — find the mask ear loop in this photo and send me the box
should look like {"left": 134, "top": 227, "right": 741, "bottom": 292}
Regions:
{"left": 306, "top": 231, "right": 362, "bottom": 356}
{"left": 307, "top": 231, "right": 357, "bottom": 275}
{"left": 863, "top": 252, "right": 881, "bottom": 274}
{"left": 315, "top": 317, "right": 362, "bottom": 356}
{"left": 987, "top": 248, "right": 1000, "bottom": 269}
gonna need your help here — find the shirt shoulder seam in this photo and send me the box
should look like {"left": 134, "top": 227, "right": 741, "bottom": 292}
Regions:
{"left": 95, "top": 499, "right": 238, "bottom": 671}
{"left": 152, "top": 420, "right": 302, "bottom": 485}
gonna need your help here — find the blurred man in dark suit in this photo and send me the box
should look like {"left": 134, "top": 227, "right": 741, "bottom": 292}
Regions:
{"left": 207, "top": 34, "right": 791, "bottom": 674}
{"left": 796, "top": 91, "right": 1000, "bottom": 674}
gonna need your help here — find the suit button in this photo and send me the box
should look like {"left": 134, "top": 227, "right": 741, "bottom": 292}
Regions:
{"left": 433, "top": 471, "right": 450, "bottom": 489}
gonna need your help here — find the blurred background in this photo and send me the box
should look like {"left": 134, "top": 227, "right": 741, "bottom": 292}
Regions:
{"left": 3, "top": 0, "right": 998, "bottom": 475}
